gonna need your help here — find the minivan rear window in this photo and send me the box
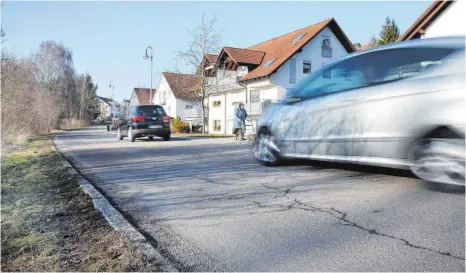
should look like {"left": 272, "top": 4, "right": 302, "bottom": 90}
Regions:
{"left": 137, "top": 106, "right": 166, "bottom": 116}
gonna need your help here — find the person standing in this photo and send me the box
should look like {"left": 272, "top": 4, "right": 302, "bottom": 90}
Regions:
{"left": 233, "top": 103, "right": 248, "bottom": 141}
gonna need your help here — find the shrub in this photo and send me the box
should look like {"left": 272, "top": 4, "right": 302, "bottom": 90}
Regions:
{"left": 171, "top": 118, "right": 190, "bottom": 133}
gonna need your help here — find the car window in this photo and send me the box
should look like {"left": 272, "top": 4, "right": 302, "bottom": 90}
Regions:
{"left": 288, "top": 46, "right": 458, "bottom": 100}
{"left": 137, "top": 106, "right": 166, "bottom": 117}
{"left": 130, "top": 106, "right": 137, "bottom": 116}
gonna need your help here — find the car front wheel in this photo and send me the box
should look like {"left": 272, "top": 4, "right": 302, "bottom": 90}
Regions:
{"left": 253, "top": 130, "right": 281, "bottom": 166}
{"left": 409, "top": 134, "right": 465, "bottom": 186}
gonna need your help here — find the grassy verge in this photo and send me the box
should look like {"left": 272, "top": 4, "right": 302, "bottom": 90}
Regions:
{"left": 172, "top": 133, "right": 235, "bottom": 138}
{"left": 1, "top": 136, "right": 159, "bottom": 271}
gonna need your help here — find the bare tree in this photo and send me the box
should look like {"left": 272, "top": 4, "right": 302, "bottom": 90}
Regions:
{"left": 1, "top": 40, "right": 98, "bottom": 145}
{"left": 32, "top": 41, "right": 76, "bottom": 128}
{"left": 174, "top": 13, "right": 223, "bottom": 133}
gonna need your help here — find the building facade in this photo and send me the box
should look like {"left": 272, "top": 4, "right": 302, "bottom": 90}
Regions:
{"left": 205, "top": 18, "right": 355, "bottom": 134}
{"left": 399, "top": 0, "right": 465, "bottom": 41}
{"left": 152, "top": 72, "right": 202, "bottom": 123}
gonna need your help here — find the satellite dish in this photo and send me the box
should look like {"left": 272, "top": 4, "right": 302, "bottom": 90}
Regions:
{"left": 237, "top": 66, "right": 248, "bottom": 77}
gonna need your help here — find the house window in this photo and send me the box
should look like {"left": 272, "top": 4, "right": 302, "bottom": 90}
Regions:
{"left": 303, "top": 61, "right": 312, "bottom": 74}
{"left": 213, "top": 120, "right": 221, "bottom": 131}
{"left": 213, "top": 101, "right": 221, "bottom": 107}
{"left": 185, "top": 105, "right": 194, "bottom": 109}
{"left": 322, "top": 36, "right": 332, "bottom": 58}
{"left": 289, "top": 58, "right": 296, "bottom": 83}
{"left": 250, "top": 90, "right": 260, "bottom": 103}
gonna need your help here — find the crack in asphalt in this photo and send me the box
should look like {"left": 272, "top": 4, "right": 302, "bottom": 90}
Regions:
{"left": 261, "top": 178, "right": 296, "bottom": 200}
{"left": 252, "top": 185, "right": 465, "bottom": 261}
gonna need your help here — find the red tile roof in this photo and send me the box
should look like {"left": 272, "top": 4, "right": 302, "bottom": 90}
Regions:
{"left": 240, "top": 18, "right": 355, "bottom": 81}
{"left": 163, "top": 72, "right": 201, "bottom": 100}
{"left": 133, "top": 88, "right": 152, "bottom": 105}
{"left": 398, "top": 0, "right": 453, "bottom": 41}
{"left": 205, "top": 54, "right": 218, "bottom": 63}
{"left": 222, "top": 47, "right": 265, "bottom": 65}
{"left": 358, "top": 44, "right": 373, "bottom": 51}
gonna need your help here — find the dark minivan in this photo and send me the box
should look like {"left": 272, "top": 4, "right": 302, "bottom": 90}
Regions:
{"left": 117, "top": 105, "right": 171, "bottom": 142}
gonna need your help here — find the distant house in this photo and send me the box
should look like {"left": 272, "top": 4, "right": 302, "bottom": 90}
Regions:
{"left": 152, "top": 72, "right": 201, "bottom": 122}
{"left": 203, "top": 18, "right": 355, "bottom": 134}
{"left": 97, "top": 96, "right": 120, "bottom": 119}
{"left": 129, "top": 88, "right": 152, "bottom": 109}
{"left": 399, "top": 0, "right": 465, "bottom": 41}
{"left": 120, "top": 99, "right": 130, "bottom": 118}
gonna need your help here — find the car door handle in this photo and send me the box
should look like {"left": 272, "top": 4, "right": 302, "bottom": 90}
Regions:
{"left": 342, "top": 98, "right": 360, "bottom": 103}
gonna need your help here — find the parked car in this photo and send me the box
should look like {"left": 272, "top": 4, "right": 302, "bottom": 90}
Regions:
{"left": 253, "top": 37, "right": 465, "bottom": 186}
{"left": 117, "top": 104, "right": 171, "bottom": 142}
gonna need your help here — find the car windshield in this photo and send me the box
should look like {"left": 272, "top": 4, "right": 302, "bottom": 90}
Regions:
{"left": 287, "top": 46, "right": 460, "bottom": 99}
{"left": 137, "top": 106, "right": 166, "bottom": 116}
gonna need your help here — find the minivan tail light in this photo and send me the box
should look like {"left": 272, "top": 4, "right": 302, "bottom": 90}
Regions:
{"left": 163, "top": 116, "right": 172, "bottom": 122}
{"left": 132, "top": 116, "right": 144, "bottom": 122}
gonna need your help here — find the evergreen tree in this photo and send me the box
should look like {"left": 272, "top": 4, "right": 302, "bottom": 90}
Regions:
{"left": 376, "top": 17, "right": 400, "bottom": 45}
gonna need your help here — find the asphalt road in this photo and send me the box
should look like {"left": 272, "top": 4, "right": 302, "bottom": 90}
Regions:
{"left": 54, "top": 126, "right": 465, "bottom": 272}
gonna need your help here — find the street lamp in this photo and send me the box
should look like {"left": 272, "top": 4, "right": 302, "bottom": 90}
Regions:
{"left": 108, "top": 81, "right": 115, "bottom": 117}
{"left": 143, "top": 46, "right": 153, "bottom": 104}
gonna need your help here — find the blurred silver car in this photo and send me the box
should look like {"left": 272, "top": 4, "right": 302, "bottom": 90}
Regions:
{"left": 254, "top": 37, "right": 465, "bottom": 186}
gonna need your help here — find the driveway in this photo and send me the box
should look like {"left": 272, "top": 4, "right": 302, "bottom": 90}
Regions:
{"left": 54, "top": 126, "right": 465, "bottom": 271}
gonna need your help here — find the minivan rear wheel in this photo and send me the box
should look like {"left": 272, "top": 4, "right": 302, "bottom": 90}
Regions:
{"left": 117, "top": 127, "right": 124, "bottom": 140}
{"left": 163, "top": 134, "right": 171, "bottom": 141}
{"left": 128, "top": 127, "right": 136, "bottom": 142}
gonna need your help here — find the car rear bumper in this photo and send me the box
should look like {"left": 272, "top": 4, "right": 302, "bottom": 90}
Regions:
{"left": 132, "top": 128, "right": 170, "bottom": 137}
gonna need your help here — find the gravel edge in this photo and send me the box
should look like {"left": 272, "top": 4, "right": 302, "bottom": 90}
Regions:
{"left": 50, "top": 138, "right": 178, "bottom": 272}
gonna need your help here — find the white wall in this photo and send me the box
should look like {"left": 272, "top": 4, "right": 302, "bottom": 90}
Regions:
{"left": 153, "top": 75, "right": 200, "bottom": 120}
{"left": 153, "top": 75, "right": 177, "bottom": 117}
{"left": 208, "top": 94, "right": 226, "bottom": 134}
{"left": 176, "top": 98, "right": 200, "bottom": 120}
{"left": 424, "top": 1, "right": 466, "bottom": 38}
{"left": 270, "top": 26, "right": 349, "bottom": 91}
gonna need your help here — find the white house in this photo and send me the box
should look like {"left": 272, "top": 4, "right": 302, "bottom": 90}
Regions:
{"left": 97, "top": 96, "right": 120, "bottom": 119}
{"left": 152, "top": 72, "right": 202, "bottom": 122}
{"left": 129, "top": 87, "right": 152, "bottom": 109}
{"left": 205, "top": 18, "right": 355, "bottom": 134}
{"left": 399, "top": 0, "right": 465, "bottom": 41}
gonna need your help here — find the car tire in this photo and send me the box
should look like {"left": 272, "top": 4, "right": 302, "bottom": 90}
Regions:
{"left": 253, "top": 129, "right": 282, "bottom": 167}
{"left": 148, "top": 136, "right": 154, "bottom": 140}
{"left": 128, "top": 127, "right": 136, "bottom": 142}
{"left": 409, "top": 129, "right": 464, "bottom": 186}
{"left": 163, "top": 134, "right": 171, "bottom": 141}
{"left": 117, "top": 127, "right": 124, "bottom": 140}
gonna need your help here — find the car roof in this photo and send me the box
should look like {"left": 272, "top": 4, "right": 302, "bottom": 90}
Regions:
{"left": 325, "top": 36, "right": 465, "bottom": 67}
{"left": 133, "top": 104, "right": 163, "bottom": 107}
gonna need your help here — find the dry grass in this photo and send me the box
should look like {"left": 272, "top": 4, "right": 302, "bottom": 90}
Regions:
{"left": 60, "top": 119, "right": 90, "bottom": 130}
{"left": 1, "top": 136, "right": 160, "bottom": 271}
{"left": 172, "top": 133, "right": 235, "bottom": 137}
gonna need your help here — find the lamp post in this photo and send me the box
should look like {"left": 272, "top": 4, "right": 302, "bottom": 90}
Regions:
{"left": 143, "top": 46, "right": 153, "bottom": 104}
{"left": 108, "top": 81, "right": 115, "bottom": 117}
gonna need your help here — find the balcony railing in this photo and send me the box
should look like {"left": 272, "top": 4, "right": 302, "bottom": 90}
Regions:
{"left": 185, "top": 108, "right": 204, "bottom": 119}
